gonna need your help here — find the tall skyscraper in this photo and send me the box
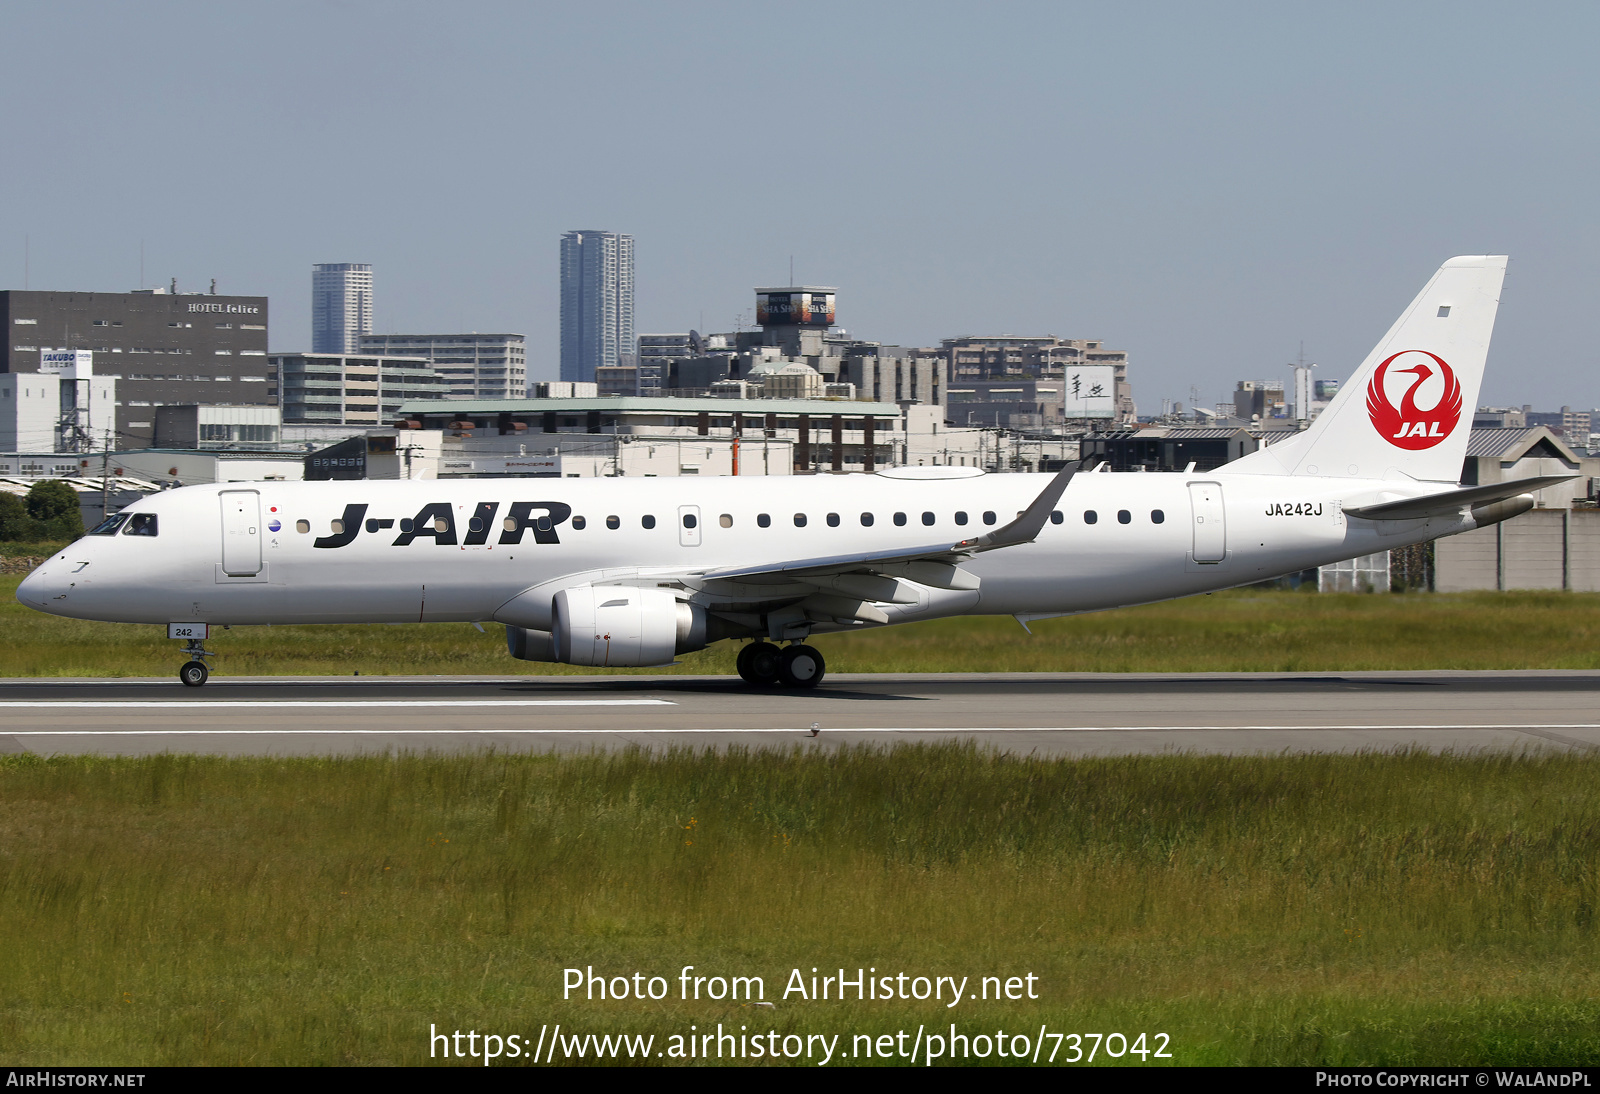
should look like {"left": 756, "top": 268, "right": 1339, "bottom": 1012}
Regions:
{"left": 559, "top": 231, "right": 633, "bottom": 383}
{"left": 312, "top": 263, "right": 373, "bottom": 353}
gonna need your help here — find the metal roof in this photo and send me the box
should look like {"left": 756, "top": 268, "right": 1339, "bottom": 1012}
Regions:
{"left": 1161, "top": 427, "right": 1252, "bottom": 440}
{"left": 1463, "top": 426, "right": 1579, "bottom": 462}
{"left": 394, "top": 397, "right": 905, "bottom": 417}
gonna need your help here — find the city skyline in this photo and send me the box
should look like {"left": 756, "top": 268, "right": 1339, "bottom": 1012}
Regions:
{"left": 4, "top": 4, "right": 1599, "bottom": 408}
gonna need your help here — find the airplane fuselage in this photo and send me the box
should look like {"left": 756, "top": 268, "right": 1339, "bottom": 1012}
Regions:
{"left": 16, "top": 470, "right": 1468, "bottom": 630}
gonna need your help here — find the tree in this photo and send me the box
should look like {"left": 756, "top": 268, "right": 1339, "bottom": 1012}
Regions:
{"left": 0, "top": 491, "right": 32, "bottom": 542}
{"left": 25, "top": 480, "right": 84, "bottom": 539}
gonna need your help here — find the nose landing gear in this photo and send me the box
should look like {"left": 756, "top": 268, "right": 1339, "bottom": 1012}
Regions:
{"left": 178, "top": 638, "right": 213, "bottom": 687}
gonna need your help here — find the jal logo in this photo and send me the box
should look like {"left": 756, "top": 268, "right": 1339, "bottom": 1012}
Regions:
{"left": 1365, "top": 350, "right": 1461, "bottom": 450}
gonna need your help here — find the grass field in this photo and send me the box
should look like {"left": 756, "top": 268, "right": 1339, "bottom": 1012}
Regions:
{"left": 1, "top": 746, "right": 1597, "bottom": 1066}
{"left": 5, "top": 573, "right": 1600, "bottom": 676}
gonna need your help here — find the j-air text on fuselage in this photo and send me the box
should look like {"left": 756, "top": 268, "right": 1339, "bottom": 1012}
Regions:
{"left": 18, "top": 256, "right": 1568, "bottom": 688}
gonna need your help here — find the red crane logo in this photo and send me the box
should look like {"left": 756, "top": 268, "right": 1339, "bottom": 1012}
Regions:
{"left": 1366, "top": 350, "right": 1461, "bottom": 451}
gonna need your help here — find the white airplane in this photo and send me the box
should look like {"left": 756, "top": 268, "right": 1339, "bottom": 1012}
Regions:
{"left": 17, "top": 256, "right": 1567, "bottom": 688}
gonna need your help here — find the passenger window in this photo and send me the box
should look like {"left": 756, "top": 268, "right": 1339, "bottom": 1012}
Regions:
{"left": 682, "top": 513, "right": 698, "bottom": 529}
{"left": 826, "top": 513, "right": 840, "bottom": 527}
{"left": 89, "top": 513, "right": 131, "bottom": 535}
{"left": 860, "top": 512, "right": 874, "bottom": 527}
{"left": 982, "top": 511, "right": 997, "bottom": 526}
{"left": 719, "top": 514, "right": 733, "bottom": 528}
{"left": 605, "top": 515, "right": 620, "bottom": 530}
{"left": 123, "top": 514, "right": 158, "bottom": 536}
{"left": 921, "top": 511, "right": 935, "bottom": 526}
{"left": 366, "top": 518, "right": 381, "bottom": 533}
{"left": 642, "top": 515, "right": 656, "bottom": 529}
{"left": 1050, "top": 510, "right": 1063, "bottom": 525}
{"left": 757, "top": 513, "right": 771, "bottom": 528}
{"left": 1084, "top": 510, "right": 1098, "bottom": 525}
{"left": 1151, "top": 509, "right": 1165, "bottom": 524}
{"left": 793, "top": 513, "right": 807, "bottom": 528}
{"left": 333, "top": 519, "right": 347, "bottom": 535}
{"left": 954, "top": 511, "right": 968, "bottom": 526}
{"left": 467, "top": 516, "right": 483, "bottom": 533}
{"left": 893, "top": 512, "right": 907, "bottom": 526}
{"left": 1117, "top": 510, "right": 1131, "bottom": 524}
{"left": 398, "top": 518, "right": 412, "bottom": 533}
{"left": 295, "top": 519, "right": 310, "bottom": 534}
{"left": 572, "top": 515, "right": 586, "bottom": 529}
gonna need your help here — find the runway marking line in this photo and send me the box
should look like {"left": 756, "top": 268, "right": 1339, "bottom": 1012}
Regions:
{"left": 7, "top": 723, "right": 1600, "bottom": 736}
{"left": 0, "top": 700, "right": 674, "bottom": 709}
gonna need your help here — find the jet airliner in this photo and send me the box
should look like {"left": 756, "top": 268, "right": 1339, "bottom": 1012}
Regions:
{"left": 17, "top": 256, "right": 1563, "bottom": 688}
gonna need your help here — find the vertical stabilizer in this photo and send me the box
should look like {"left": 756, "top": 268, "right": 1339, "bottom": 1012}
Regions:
{"left": 1225, "top": 256, "right": 1507, "bottom": 482}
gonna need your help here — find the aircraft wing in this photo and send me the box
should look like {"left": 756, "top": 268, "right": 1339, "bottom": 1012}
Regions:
{"left": 1343, "top": 475, "right": 1576, "bottom": 521}
{"left": 691, "top": 464, "right": 1076, "bottom": 586}
{"left": 656, "top": 467, "right": 1078, "bottom": 628}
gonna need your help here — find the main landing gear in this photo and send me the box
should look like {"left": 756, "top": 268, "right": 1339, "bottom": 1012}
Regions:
{"left": 178, "top": 638, "right": 213, "bottom": 688}
{"left": 737, "top": 641, "right": 826, "bottom": 689}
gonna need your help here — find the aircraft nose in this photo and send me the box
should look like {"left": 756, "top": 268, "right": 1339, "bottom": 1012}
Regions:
{"left": 15, "top": 564, "right": 55, "bottom": 610}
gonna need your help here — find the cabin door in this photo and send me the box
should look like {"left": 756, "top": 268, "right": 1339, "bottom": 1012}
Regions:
{"left": 220, "top": 490, "right": 263, "bottom": 576}
{"left": 1187, "top": 482, "right": 1226, "bottom": 563}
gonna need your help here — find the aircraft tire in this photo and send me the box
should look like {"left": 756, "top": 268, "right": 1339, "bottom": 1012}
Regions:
{"left": 179, "top": 660, "right": 209, "bottom": 688}
{"left": 739, "top": 642, "right": 782, "bottom": 686}
{"left": 777, "top": 644, "right": 825, "bottom": 689}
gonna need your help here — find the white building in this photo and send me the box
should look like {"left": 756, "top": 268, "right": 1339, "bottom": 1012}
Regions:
{"left": 312, "top": 263, "right": 373, "bottom": 354}
{"left": 0, "top": 357, "right": 116, "bottom": 452}
{"left": 358, "top": 333, "right": 526, "bottom": 400}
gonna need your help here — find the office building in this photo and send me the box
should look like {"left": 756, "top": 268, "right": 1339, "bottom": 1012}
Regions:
{"left": 396, "top": 395, "right": 908, "bottom": 473}
{"left": 269, "top": 353, "right": 446, "bottom": 426}
{"left": 153, "top": 405, "right": 282, "bottom": 448}
{"left": 2, "top": 287, "right": 271, "bottom": 448}
{"left": 559, "top": 231, "right": 634, "bottom": 383}
{"left": 939, "top": 336, "right": 1134, "bottom": 426}
{"left": 358, "top": 333, "right": 526, "bottom": 399}
{"left": 1234, "top": 380, "right": 1287, "bottom": 421}
{"left": 312, "top": 263, "right": 373, "bottom": 353}
{"left": 637, "top": 332, "right": 692, "bottom": 395}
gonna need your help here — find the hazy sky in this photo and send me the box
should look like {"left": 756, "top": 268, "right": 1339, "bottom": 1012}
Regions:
{"left": 4, "top": 1, "right": 1596, "bottom": 410}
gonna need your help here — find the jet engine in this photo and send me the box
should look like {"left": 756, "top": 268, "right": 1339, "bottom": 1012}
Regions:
{"left": 505, "top": 586, "right": 708, "bottom": 667}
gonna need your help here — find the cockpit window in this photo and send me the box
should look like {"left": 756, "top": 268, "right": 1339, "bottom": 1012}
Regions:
{"left": 122, "top": 513, "right": 158, "bottom": 537}
{"left": 89, "top": 513, "right": 131, "bottom": 536}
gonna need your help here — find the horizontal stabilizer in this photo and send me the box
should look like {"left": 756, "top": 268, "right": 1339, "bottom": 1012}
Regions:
{"left": 1343, "top": 475, "right": 1575, "bottom": 521}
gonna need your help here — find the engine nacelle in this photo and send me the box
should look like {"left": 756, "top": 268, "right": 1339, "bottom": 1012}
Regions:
{"left": 505, "top": 586, "right": 708, "bottom": 667}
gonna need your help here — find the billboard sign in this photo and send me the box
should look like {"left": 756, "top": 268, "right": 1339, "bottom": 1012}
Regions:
{"left": 1063, "top": 365, "right": 1116, "bottom": 419}
{"left": 756, "top": 291, "right": 836, "bottom": 328}
{"left": 40, "top": 350, "right": 93, "bottom": 377}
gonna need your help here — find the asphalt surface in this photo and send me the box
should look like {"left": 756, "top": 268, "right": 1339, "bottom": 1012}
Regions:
{"left": 1, "top": 670, "right": 1599, "bottom": 757}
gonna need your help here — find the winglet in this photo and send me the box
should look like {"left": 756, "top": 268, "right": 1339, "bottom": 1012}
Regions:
{"left": 949, "top": 466, "right": 1076, "bottom": 553}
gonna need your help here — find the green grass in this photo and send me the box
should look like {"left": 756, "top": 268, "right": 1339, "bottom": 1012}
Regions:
{"left": 1, "top": 746, "right": 1598, "bottom": 1065}
{"left": 6, "top": 573, "right": 1600, "bottom": 676}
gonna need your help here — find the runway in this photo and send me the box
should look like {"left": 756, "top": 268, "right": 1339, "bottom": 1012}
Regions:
{"left": 2, "top": 670, "right": 1600, "bottom": 757}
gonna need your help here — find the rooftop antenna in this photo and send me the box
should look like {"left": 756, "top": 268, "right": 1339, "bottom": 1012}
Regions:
{"left": 789, "top": 255, "right": 794, "bottom": 285}
{"left": 24, "top": 234, "right": 28, "bottom": 290}
{"left": 139, "top": 240, "right": 144, "bottom": 289}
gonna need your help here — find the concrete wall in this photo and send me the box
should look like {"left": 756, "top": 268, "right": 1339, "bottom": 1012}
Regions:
{"left": 1435, "top": 509, "right": 1600, "bottom": 592}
